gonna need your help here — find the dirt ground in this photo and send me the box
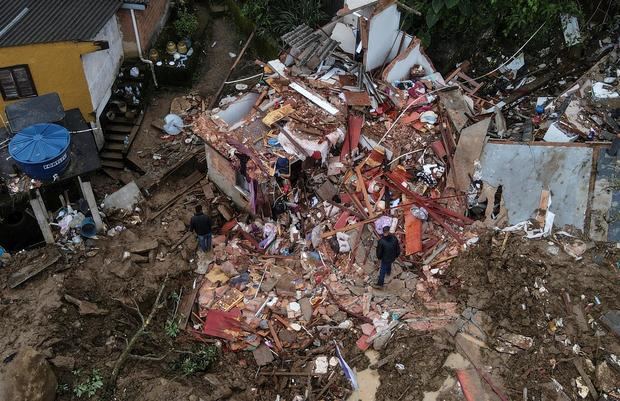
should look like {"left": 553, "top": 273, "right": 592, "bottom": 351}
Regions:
{"left": 2, "top": 203, "right": 618, "bottom": 401}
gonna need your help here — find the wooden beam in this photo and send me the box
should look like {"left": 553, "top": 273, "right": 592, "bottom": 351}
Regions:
{"left": 78, "top": 177, "right": 104, "bottom": 231}
{"left": 321, "top": 216, "right": 381, "bottom": 239}
{"left": 30, "top": 195, "right": 54, "bottom": 244}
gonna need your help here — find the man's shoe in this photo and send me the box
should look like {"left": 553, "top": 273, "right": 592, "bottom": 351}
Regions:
{"left": 371, "top": 283, "right": 383, "bottom": 289}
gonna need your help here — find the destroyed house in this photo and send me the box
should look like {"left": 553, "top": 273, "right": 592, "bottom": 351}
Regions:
{"left": 191, "top": 0, "right": 618, "bottom": 246}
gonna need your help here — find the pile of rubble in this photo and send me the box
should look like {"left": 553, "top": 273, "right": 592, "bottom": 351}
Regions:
{"left": 128, "top": 0, "right": 619, "bottom": 398}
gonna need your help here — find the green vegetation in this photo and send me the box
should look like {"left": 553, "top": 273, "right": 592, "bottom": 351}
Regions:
{"left": 174, "top": 345, "right": 219, "bottom": 376}
{"left": 165, "top": 318, "right": 181, "bottom": 338}
{"left": 72, "top": 369, "right": 104, "bottom": 398}
{"left": 174, "top": 8, "right": 200, "bottom": 39}
{"left": 404, "top": 0, "right": 584, "bottom": 46}
{"left": 240, "top": 0, "right": 327, "bottom": 37}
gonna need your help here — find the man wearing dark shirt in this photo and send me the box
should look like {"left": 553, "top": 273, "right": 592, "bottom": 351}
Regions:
{"left": 374, "top": 226, "right": 401, "bottom": 287}
{"left": 190, "top": 205, "right": 212, "bottom": 252}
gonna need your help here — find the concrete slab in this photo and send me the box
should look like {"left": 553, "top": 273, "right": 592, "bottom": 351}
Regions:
{"left": 479, "top": 143, "right": 593, "bottom": 230}
{"left": 364, "top": 3, "right": 400, "bottom": 71}
{"left": 450, "top": 118, "right": 491, "bottom": 192}
{"left": 103, "top": 181, "right": 143, "bottom": 212}
{"left": 589, "top": 150, "right": 620, "bottom": 242}
{"left": 215, "top": 93, "right": 260, "bottom": 127}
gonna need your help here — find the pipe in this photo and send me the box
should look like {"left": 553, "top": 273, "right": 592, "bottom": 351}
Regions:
{"left": 129, "top": 8, "right": 158, "bottom": 87}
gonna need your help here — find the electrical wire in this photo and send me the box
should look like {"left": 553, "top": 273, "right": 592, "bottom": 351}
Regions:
{"left": 224, "top": 73, "right": 264, "bottom": 85}
{"left": 470, "top": 21, "right": 547, "bottom": 81}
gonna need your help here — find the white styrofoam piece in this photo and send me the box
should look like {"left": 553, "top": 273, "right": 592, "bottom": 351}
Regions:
{"left": 543, "top": 122, "right": 578, "bottom": 142}
{"left": 383, "top": 39, "right": 437, "bottom": 83}
{"left": 364, "top": 3, "right": 400, "bottom": 71}
{"left": 289, "top": 82, "right": 340, "bottom": 115}
{"left": 330, "top": 22, "right": 356, "bottom": 54}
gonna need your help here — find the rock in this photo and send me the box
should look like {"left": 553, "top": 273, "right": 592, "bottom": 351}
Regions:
{"left": 278, "top": 329, "right": 296, "bottom": 344}
{"left": 595, "top": 361, "right": 620, "bottom": 393}
{"left": 169, "top": 219, "right": 186, "bottom": 233}
{"left": 129, "top": 239, "right": 159, "bottom": 254}
{"left": 386, "top": 279, "right": 405, "bottom": 292}
{"left": 252, "top": 344, "right": 274, "bottom": 366}
{"left": 332, "top": 311, "right": 348, "bottom": 323}
{"left": 219, "top": 261, "right": 239, "bottom": 276}
{"left": 361, "top": 323, "right": 376, "bottom": 336}
{"left": 131, "top": 377, "right": 193, "bottom": 401}
{"left": 299, "top": 298, "right": 313, "bottom": 322}
{"left": 170, "top": 97, "right": 192, "bottom": 115}
{"left": 122, "top": 229, "right": 139, "bottom": 242}
{"left": 372, "top": 332, "right": 391, "bottom": 350}
{"left": 325, "top": 304, "right": 339, "bottom": 317}
{"left": 103, "top": 181, "right": 143, "bottom": 212}
{"left": 110, "top": 260, "right": 134, "bottom": 279}
{"left": 130, "top": 253, "right": 149, "bottom": 264}
{"left": 64, "top": 294, "right": 109, "bottom": 316}
{"left": 49, "top": 355, "right": 75, "bottom": 370}
{"left": 0, "top": 347, "right": 57, "bottom": 401}
{"left": 391, "top": 262, "right": 403, "bottom": 277}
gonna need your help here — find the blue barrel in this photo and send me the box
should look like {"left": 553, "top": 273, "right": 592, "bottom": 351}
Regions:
{"left": 80, "top": 217, "right": 97, "bottom": 238}
{"left": 8, "top": 123, "right": 71, "bottom": 181}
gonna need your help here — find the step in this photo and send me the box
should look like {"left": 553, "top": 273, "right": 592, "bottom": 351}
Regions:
{"left": 103, "top": 124, "right": 133, "bottom": 133}
{"left": 104, "top": 133, "right": 128, "bottom": 142}
{"left": 100, "top": 151, "right": 124, "bottom": 160}
{"left": 101, "top": 160, "right": 125, "bottom": 169}
{"left": 104, "top": 142, "right": 126, "bottom": 151}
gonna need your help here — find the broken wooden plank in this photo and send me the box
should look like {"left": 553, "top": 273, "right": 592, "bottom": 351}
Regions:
{"left": 321, "top": 216, "right": 381, "bottom": 239}
{"left": 268, "top": 320, "right": 283, "bottom": 352}
{"left": 404, "top": 213, "right": 423, "bottom": 255}
{"left": 9, "top": 254, "right": 60, "bottom": 288}
{"left": 217, "top": 204, "right": 234, "bottom": 221}
{"left": 129, "top": 239, "right": 159, "bottom": 254}
{"left": 201, "top": 180, "right": 215, "bottom": 200}
{"left": 64, "top": 295, "right": 109, "bottom": 316}
{"left": 355, "top": 166, "right": 375, "bottom": 216}
{"left": 178, "top": 282, "right": 201, "bottom": 330}
{"left": 257, "top": 371, "right": 325, "bottom": 377}
{"left": 573, "top": 358, "right": 598, "bottom": 400}
{"left": 535, "top": 189, "right": 550, "bottom": 226}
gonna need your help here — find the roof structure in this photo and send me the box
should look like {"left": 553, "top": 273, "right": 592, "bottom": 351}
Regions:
{"left": 0, "top": 0, "right": 122, "bottom": 47}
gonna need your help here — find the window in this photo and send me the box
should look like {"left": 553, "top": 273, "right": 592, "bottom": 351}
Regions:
{"left": 0, "top": 65, "right": 37, "bottom": 100}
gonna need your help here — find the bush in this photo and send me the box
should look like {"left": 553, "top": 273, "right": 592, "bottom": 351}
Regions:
{"left": 174, "top": 9, "right": 199, "bottom": 39}
{"left": 174, "top": 345, "right": 219, "bottom": 376}
{"left": 72, "top": 369, "right": 104, "bottom": 398}
{"left": 400, "top": 0, "right": 584, "bottom": 46}
{"left": 241, "top": 0, "right": 327, "bottom": 38}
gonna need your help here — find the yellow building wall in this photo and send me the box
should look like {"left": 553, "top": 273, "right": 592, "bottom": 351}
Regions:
{"left": 0, "top": 41, "right": 102, "bottom": 127}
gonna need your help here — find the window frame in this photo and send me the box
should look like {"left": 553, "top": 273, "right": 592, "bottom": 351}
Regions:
{"left": 0, "top": 64, "right": 37, "bottom": 101}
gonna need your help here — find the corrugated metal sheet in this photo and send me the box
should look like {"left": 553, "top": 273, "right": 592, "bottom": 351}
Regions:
{"left": 281, "top": 24, "right": 340, "bottom": 68}
{"left": 0, "top": 0, "right": 122, "bottom": 47}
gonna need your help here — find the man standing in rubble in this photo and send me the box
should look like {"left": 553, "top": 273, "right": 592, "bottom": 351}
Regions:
{"left": 190, "top": 205, "right": 212, "bottom": 253}
{"left": 374, "top": 226, "right": 400, "bottom": 288}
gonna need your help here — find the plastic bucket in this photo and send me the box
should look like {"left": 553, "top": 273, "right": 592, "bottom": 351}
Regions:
{"left": 80, "top": 217, "right": 97, "bottom": 238}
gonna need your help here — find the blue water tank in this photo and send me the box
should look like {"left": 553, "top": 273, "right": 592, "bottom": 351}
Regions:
{"left": 8, "top": 123, "right": 71, "bottom": 181}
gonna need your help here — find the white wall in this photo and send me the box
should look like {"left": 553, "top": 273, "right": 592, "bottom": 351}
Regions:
{"left": 364, "top": 3, "right": 401, "bottom": 71}
{"left": 82, "top": 15, "right": 124, "bottom": 121}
